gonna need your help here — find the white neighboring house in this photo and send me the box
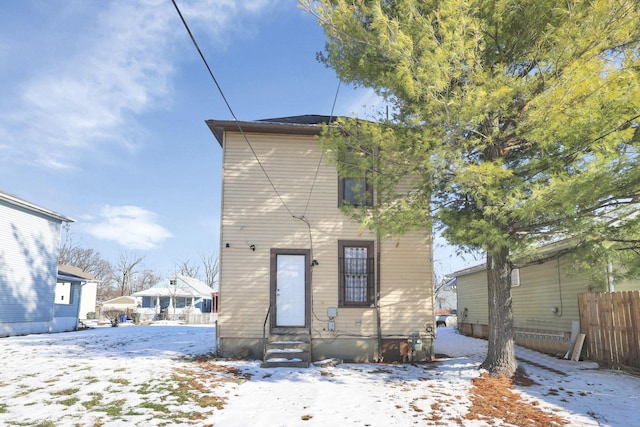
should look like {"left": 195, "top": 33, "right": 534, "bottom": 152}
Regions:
{"left": 435, "top": 277, "right": 458, "bottom": 313}
{"left": 57, "top": 264, "right": 98, "bottom": 321}
{"left": 0, "top": 191, "right": 74, "bottom": 337}
{"left": 133, "top": 275, "right": 218, "bottom": 324}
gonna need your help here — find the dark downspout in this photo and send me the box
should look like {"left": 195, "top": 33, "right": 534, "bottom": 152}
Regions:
{"left": 374, "top": 145, "right": 383, "bottom": 361}
{"left": 376, "top": 233, "right": 382, "bottom": 361}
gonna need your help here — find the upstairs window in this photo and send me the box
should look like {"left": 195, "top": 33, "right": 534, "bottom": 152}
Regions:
{"left": 339, "top": 240, "right": 375, "bottom": 306}
{"left": 339, "top": 177, "right": 373, "bottom": 207}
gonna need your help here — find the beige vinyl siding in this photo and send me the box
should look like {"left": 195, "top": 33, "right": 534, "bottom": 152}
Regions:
{"left": 379, "top": 233, "right": 433, "bottom": 336}
{"left": 456, "top": 256, "right": 599, "bottom": 333}
{"left": 613, "top": 275, "right": 640, "bottom": 292}
{"left": 456, "top": 269, "right": 488, "bottom": 326}
{"left": 513, "top": 256, "right": 588, "bottom": 332}
{"left": 219, "top": 130, "right": 433, "bottom": 343}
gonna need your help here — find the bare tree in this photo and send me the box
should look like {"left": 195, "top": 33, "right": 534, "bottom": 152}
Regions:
{"left": 131, "top": 269, "right": 161, "bottom": 294}
{"left": 201, "top": 252, "right": 219, "bottom": 289}
{"left": 112, "top": 252, "right": 145, "bottom": 296}
{"left": 60, "top": 224, "right": 109, "bottom": 276}
{"left": 59, "top": 223, "right": 75, "bottom": 262}
{"left": 176, "top": 259, "right": 200, "bottom": 278}
{"left": 59, "top": 223, "right": 114, "bottom": 302}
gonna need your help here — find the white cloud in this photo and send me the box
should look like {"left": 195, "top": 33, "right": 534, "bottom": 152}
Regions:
{"left": 84, "top": 205, "right": 172, "bottom": 250}
{"left": 0, "top": 0, "right": 279, "bottom": 170}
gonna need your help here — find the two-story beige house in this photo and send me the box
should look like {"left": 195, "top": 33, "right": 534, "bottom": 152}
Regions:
{"left": 207, "top": 115, "right": 434, "bottom": 367}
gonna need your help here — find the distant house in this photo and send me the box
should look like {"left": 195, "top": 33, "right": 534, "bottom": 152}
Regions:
{"left": 435, "top": 277, "right": 457, "bottom": 314}
{"left": 207, "top": 115, "right": 434, "bottom": 366}
{"left": 0, "top": 191, "right": 74, "bottom": 337}
{"left": 57, "top": 264, "right": 98, "bottom": 321}
{"left": 101, "top": 295, "right": 139, "bottom": 313}
{"left": 99, "top": 295, "right": 140, "bottom": 323}
{"left": 133, "top": 274, "right": 217, "bottom": 323}
{"left": 452, "top": 240, "right": 640, "bottom": 356}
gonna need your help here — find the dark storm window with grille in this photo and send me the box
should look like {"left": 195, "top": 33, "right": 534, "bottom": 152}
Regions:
{"left": 338, "top": 177, "right": 373, "bottom": 207}
{"left": 339, "top": 240, "right": 374, "bottom": 306}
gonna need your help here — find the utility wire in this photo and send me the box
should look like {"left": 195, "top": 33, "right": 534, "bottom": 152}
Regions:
{"left": 171, "top": 0, "right": 294, "bottom": 217}
{"left": 302, "top": 81, "right": 341, "bottom": 217}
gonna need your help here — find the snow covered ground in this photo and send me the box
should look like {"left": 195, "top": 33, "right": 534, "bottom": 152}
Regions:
{"left": 0, "top": 323, "right": 637, "bottom": 426}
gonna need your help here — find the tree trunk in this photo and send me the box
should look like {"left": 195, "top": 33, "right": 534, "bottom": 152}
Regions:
{"left": 480, "top": 246, "right": 517, "bottom": 377}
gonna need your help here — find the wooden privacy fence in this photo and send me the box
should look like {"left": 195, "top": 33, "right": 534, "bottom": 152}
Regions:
{"left": 578, "top": 290, "right": 640, "bottom": 370}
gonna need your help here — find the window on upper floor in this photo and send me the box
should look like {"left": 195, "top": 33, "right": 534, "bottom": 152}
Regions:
{"left": 338, "top": 176, "right": 373, "bottom": 207}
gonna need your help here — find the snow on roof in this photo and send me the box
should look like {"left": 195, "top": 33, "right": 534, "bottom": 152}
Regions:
{"left": 133, "top": 274, "right": 215, "bottom": 298}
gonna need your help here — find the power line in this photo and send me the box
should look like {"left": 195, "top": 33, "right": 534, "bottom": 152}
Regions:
{"left": 171, "top": 0, "right": 235, "bottom": 122}
{"left": 171, "top": 0, "right": 295, "bottom": 217}
{"left": 172, "top": 0, "right": 346, "bottom": 225}
{"left": 302, "top": 81, "right": 341, "bottom": 217}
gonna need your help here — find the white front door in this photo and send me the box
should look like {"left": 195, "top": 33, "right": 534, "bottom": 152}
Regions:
{"left": 276, "top": 254, "right": 306, "bottom": 327}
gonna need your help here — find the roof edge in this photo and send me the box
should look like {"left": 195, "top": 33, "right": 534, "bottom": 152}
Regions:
{"left": 0, "top": 191, "right": 74, "bottom": 223}
{"left": 205, "top": 115, "right": 336, "bottom": 146}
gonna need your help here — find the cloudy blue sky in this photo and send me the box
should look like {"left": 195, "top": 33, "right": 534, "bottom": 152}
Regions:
{"left": 1, "top": 0, "right": 463, "bottom": 278}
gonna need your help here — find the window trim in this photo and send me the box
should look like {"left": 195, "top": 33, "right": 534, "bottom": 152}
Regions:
{"left": 338, "top": 176, "right": 373, "bottom": 207}
{"left": 338, "top": 240, "right": 375, "bottom": 307}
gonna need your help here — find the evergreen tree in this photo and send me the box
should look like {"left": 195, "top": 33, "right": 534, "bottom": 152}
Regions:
{"left": 304, "top": 0, "right": 640, "bottom": 376}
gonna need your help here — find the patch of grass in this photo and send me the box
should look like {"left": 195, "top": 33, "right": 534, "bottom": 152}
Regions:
{"left": 166, "top": 410, "right": 193, "bottom": 421}
{"left": 58, "top": 397, "right": 80, "bottom": 406}
{"left": 15, "top": 387, "right": 43, "bottom": 398}
{"left": 6, "top": 421, "right": 52, "bottom": 427}
{"left": 103, "top": 399, "right": 127, "bottom": 417}
{"left": 82, "top": 392, "right": 104, "bottom": 410}
{"left": 0, "top": 403, "right": 7, "bottom": 413}
{"left": 168, "top": 372, "right": 194, "bottom": 404}
{"left": 42, "top": 378, "right": 59, "bottom": 384}
{"left": 85, "top": 376, "right": 99, "bottom": 384}
{"left": 109, "top": 378, "right": 130, "bottom": 386}
{"left": 136, "top": 383, "right": 155, "bottom": 395}
{"left": 50, "top": 388, "right": 79, "bottom": 397}
{"left": 139, "top": 402, "right": 170, "bottom": 413}
{"left": 112, "top": 367, "right": 126, "bottom": 373}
